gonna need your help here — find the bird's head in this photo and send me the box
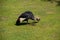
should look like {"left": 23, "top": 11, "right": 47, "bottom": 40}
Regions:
{"left": 34, "top": 16, "right": 40, "bottom": 22}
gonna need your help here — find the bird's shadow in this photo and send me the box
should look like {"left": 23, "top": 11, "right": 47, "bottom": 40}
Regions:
{"left": 15, "top": 23, "right": 29, "bottom": 26}
{"left": 15, "top": 22, "right": 38, "bottom": 26}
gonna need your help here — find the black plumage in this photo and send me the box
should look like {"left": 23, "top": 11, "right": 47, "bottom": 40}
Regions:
{"left": 16, "top": 11, "right": 35, "bottom": 25}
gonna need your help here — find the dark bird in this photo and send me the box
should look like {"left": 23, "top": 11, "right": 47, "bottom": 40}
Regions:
{"left": 16, "top": 11, "right": 40, "bottom": 25}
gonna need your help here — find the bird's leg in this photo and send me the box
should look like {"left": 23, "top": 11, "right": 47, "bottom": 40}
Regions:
{"left": 27, "top": 19, "right": 28, "bottom": 24}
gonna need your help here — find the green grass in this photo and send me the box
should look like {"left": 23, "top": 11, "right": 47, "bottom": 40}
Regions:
{"left": 0, "top": 0, "right": 60, "bottom": 40}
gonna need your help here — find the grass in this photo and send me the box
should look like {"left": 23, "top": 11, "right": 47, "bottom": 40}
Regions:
{"left": 0, "top": 0, "right": 60, "bottom": 40}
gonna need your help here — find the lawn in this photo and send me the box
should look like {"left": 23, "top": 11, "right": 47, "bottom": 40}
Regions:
{"left": 0, "top": 0, "right": 60, "bottom": 40}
